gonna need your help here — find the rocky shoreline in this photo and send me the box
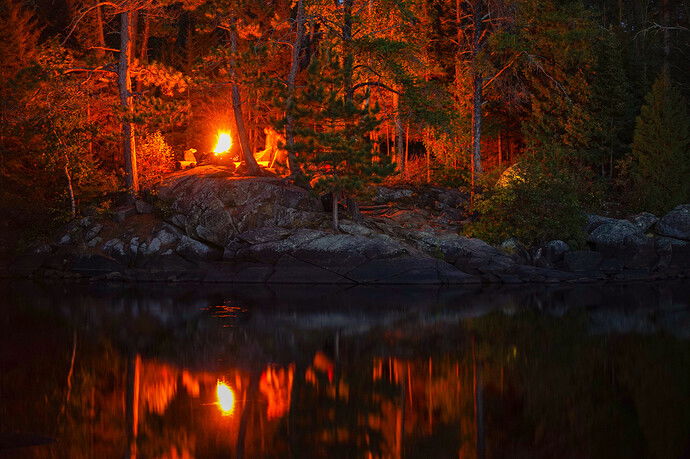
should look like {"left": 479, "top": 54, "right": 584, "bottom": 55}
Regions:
{"left": 3, "top": 166, "right": 689, "bottom": 285}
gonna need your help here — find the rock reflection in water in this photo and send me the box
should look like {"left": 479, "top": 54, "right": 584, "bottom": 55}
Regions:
{"left": 0, "top": 281, "right": 689, "bottom": 458}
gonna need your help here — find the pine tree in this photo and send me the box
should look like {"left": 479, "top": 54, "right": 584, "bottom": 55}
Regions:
{"left": 293, "top": 54, "right": 395, "bottom": 230}
{"left": 501, "top": 0, "right": 595, "bottom": 161}
{"left": 629, "top": 74, "right": 690, "bottom": 213}
{"left": 587, "top": 32, "right": 633, "bottom": 178}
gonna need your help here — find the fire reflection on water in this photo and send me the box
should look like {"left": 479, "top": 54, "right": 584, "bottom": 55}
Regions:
{"left": 216, "top": 381, "right": 236, "bottom": 415}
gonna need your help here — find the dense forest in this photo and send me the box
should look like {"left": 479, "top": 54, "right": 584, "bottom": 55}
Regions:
{"left": 1, "top": 0, "right": 688, "bottom": 254}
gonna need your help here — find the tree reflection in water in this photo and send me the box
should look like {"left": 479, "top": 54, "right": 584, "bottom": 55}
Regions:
{"left": 0, "top": 281, "right": 689, "bottom": 458}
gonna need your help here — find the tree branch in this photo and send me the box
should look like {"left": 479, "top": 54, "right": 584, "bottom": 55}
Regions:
{"left": 482, "top": 52, "right": 522, "bottom": 90}
{"left": 352, "top": 81, "right": 401, "bottom": 95}
{"left": 61, "top": 2, "right": 120, "bottom": 46}
{"left": 63, "top": 65, "right": 118, "bottom": 76}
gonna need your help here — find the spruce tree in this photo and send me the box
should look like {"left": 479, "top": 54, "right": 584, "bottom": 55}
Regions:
{"left": 629, "top": 74, "right": 690, "bottom": 213}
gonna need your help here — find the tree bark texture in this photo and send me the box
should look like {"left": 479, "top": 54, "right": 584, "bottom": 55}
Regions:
{"left": 332, "top": 191, "right": 339, "bottom": 231}
{"left": 229, "top": 21, "right": 260, "bottom": 175}
{"left": 119, "top": 10, "right": 139, "bottom": 194}
{"left": 471, "top": 0, "right": 484, "bottom": 180}
{"left": 94, "top": 0, "right": 106, "bottom": 58}
{"left": 394, "top": 91, "right": 405, "bottom": 173}
{"left": 139, "top": 10, "right": 150, "bottom": 63}
{"left": 342, "top": 0, "right": 354, "bottom": 105}
{"left": 285, "top": 0, "right": 306, "bottom": 179}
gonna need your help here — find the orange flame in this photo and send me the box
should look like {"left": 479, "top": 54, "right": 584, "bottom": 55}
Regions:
{"left": 216, "top": 380, "right": 235, "bottom": 415}
{"left": 213, "top": 132, "right": 232, "bottom": 155}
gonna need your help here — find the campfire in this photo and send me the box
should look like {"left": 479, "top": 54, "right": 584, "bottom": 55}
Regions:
{"left": 178, "top": 128, "right": 288, "bottom": 173}
{"left": 213, "top": 131, "right": 232, "bottom": 156}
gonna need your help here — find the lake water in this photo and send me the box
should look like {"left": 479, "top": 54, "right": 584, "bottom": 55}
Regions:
{"left": 1, "top": 280, "right": 689, "bottom": 458}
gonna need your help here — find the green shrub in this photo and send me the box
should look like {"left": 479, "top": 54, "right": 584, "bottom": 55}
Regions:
{"left": 466, "top": 157, "right": 590, "bottom": 248}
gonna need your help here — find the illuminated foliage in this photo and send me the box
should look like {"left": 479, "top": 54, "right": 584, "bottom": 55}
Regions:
{"left": 136, "top": 131, "right": 176, "bottom": 189}
{"left": 467, "top": 156, "right": 590, "bottom": 247}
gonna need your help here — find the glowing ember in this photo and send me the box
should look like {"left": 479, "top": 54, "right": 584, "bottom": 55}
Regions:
{"left": 216, "top": 381, "right": 235, "bottom": 415}
{"left": 213, "top": 132, "right": 232, "bottom": 155}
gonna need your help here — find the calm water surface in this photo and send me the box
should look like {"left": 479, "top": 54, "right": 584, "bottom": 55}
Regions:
{"left": 1, "top": 281, "right": 689, "bottom": 458}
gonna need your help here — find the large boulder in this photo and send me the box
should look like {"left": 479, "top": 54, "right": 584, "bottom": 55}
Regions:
{"left": 628, "top": 212, "right": 658, "bottom": 233}
{"left": 175, "top": 235, "right": 222, "bottom": 261}
{"left": 347, "top": 257, "right": 477, "bottom": 284}
{"left": 656, "top": 205, "right": 690, "bottom": 241}
{"left": 409, "top": 232, "right": 515, "bottom": 275}
{"left": 587, "top": 217, "right": 641, "bottom": 247}
{"left": 585, "top": 215, "right": 658, "bottom": 268}
{"left": 500, "top": 238, "right": 531, "bottom": 264}
{"left": 374, "top": 187, "right": 414, "bottom": 203}
{"left": 585, "top": 214, "right": 620, "bottom": 233}
{"left": 158, "top": 166, "right": 325, "bottom": 247}
{"left": 246, "top": 229, "right": 409, "bottom": 274}
{"left": 655, "top": 237, "right": 690, "bottom": 269}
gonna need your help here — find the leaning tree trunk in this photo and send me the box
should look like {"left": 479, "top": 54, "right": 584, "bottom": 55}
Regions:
{"left": 229, "top": 20, "right": 260, "bottom": 176}
{"left": 119, "top": 10, "right": 139, "bottom": 195}
{"left": 285, "top": 0, "right": 306, "bottom": 180}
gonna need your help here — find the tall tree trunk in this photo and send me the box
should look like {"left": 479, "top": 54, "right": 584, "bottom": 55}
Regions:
{"left": 94, "top": 0, "right": 106, "bottom": 58}
{"left": 285, "top": 0, "right": 306, "bottom": 180}
{"left": 471, "top": 2, "right": 483, "bottom": 176}
{"left": 405, "top": 123, "right": 409, "bottom": 176}
{"left": 662, "top": 0, "right": 670, "bottom": 76}
{"left": 342, "top": 0, "right": 354, "bottom": 105}
{"left": 119, "top": 11, "right": 139, "bottom": 195}
{"left": 229, "top": 19, "right": 260, "bottom": 175}
{"left": 136, "top": 11, "right": 149, "bottom": 93}
{"left": 332, "top": 191, "right": 339, "bottom": 231}
{"left": 139, "top": 11, "right": 150, "bottom": 63}
{"left": 394, "top": 91, "right": 405, "bottom": 173}
{"left": 426, "top": 142, "right": 430, "bottom": 183}
{"left": 470, "top": 0, "right": 484, "bottom": 205}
